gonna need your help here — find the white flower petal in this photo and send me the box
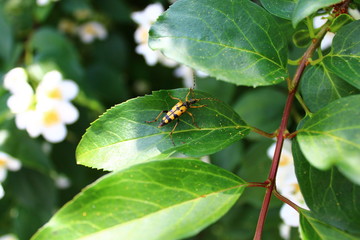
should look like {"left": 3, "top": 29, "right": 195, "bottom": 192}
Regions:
{"left": 131, "top": 3, "right": 164, "bottom": 26}
{"left": 0, "top": 184, "right": 4, "bottom": 199}
{"left": 349, "top": 8, "right": 360, "bottom": 20}
{"left": 0, "top": 169, "right": 7, "bottom": 182}
{"left": 279, "top": 223, "right": 291, "bottom": 240}
{"left": 37, "top": 0, "right": 50, "bottom": 6}
{"left": 313, "top": 14, "right": 329, "bottom": 29}
{"left": 321, "top": 32, "right": 335, "bottom": 50}
{"left": 58, "top": 102, "right": 79, "bottom": 124}
{"left": 134, "top": 26, "right": 149, "bottom": 44}
{"left": 280, "top": 203, "right": 300, "bottom": 227}
{"left": 77, "top": 22, "right": 107, "bottom": 43}
{"left": 25, "top": 112, "right": 43, "bottom": 138}
{"left": 3, "top": 68, "right": 28, "bottom": 93}
{"left": 60, "top": 80, "right": 79, "bottom": 100}
{"left": 135, "top": 44, "right": 158, "bottom": 66}
{"left": 55, "top": 174, "right": 71, "bottom": 189}
{"left": 174, "top": 65, "right": 194, "bottom": 88}
{"left": 6, "top": 85, "right": 34, "bottom": 114}
{"left": 15, "top": 111, "right": 35, "bottom": 130}
{"left": 43, "top": 71, "right": 63, "bottom": 84}
{"left": 6, "top": 158, "right": 21, "bottom": 171}
{"left": 42, "top": 123, "right": 67, "bottom": 143}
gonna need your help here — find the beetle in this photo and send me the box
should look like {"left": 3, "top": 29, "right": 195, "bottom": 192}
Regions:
{"left": 145, "top": 88, "right": 217, "bottom": 145}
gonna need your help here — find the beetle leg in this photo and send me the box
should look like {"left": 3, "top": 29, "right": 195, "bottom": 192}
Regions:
{"left": 169, "top": 118, "right": 180, "bottom": 145}
{"left": 168, "top": 92, "right": 182, "bottom": 102}
{"left": 145, "top": 110, "right": 167, "bottom": 123}
{"left": 186, "top": 111, "right": 200, "bottom": 129}
{"left": 189, "top": 104, "right": 207, "bottom": 108}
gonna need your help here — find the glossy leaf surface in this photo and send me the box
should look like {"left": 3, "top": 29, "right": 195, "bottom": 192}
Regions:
{"left": 149, "top": 0, "right": 288, "bottom": 87}
{"left": 260, "top": 0, "right": 297, "bottom": 20}
{"left": 76, "top": 89, "right": 249, "bottom": 171}
{"left": 296, "top": 95, "right": 360, "bottom": 185}
{"left": 300, "top": 63, "right": 359, "bottom": 112}
{"left": 292, "top": 0, "right": 343, "bottom": 27}
{"left": 293, "top": 140, "right": 360, "bottom": 236}
{"left": 299, "top": 210, "right": 359, "bottom": 240}
{"left": 32, "top": 159, "right": 246, "bottom": 240}
{"left": 323, "top": 21, "right": 360, "bottom": 89}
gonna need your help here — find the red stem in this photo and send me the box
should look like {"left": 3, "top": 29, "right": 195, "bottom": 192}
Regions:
{"left": 253, "top": 22, "right": 330, "bottom": 240}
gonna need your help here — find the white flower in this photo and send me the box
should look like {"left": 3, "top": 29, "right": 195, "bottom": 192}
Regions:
{"left": 36, "top": 0, "right": 59, "bottom": 6}
{"left": 349, "top": 8, "right": 360, "bottom": 20}
{"left": 131, "top": 3, "right": 177, "bottom": 67}
{"left": 0, "top": 184, "right": 4, "bottom": 199}
{"left": 0, "top": 152, "right": 22, "bottom": 182}
{"left": 0, "top": 234, "right": 18, "bottom": 240}
{"left": 58, "top": 19, "right": 77, "bottom": 35}
{"left": 3, "top": 68, "right": 28, "bottom": 92}
{"left": 54, "top": 174, "right": 71, "bottom": 189}
{"left": 77, "top": 21, "right": 107, "bottom": 44}
{"left": 131, "top": 3, "right": 164, "bottom": 28}
{"left": 23, "top": 101, "right": 79, "bottom": 143}
{"left": 3, "top": 68, "right": 35, "bottom": 114}
{"left": 36, "top": 71, "right": 79, "bottom": 103}
{"left": 0, "top": 151, "right": 21, "bottom": 199}
{"left": 174, "top": 65, "right": 209, "bottom": 88}
{"left": 267, "top": 139, "right": 308, "bottom": 239}
{"left": 313, "top": 14, "right": 335, "bottom": 50}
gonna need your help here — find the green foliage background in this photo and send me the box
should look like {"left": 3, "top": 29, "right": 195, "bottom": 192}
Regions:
{"left": 0, "top": 0, "right": 359, "bottom": 239}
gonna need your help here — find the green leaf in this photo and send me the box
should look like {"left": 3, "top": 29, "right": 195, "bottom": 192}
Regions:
{"left": 300, "top": 63, "right": 359, "bottom": 112}
{"left": 323, "top": 20, "right": 360, "bottom": 89}
{"left": 32, "top": 159, "right": 246, "bottom": 240}
{"left": 149, "top": 0, "right": 288, "bottom": 87}
{"left": 292, "top": 0, "right": 343, "bottom": 27}
{"left": 260, "top": 0, "right": 297, "bottom": 20}
{"left": 293, "top": 140, "right": 360, "bottom": 236}
{"left": 299, "top": 210, "right": 359, "bottom": 240}
{"left": 293, "top": 29, "right": 311, "bottom": 48}
{"left": 329, "top": 14, "right": 354, "bottom": 33}
{"left": 296, "top": 95, "right": 360, "bottom": 185}
{"left": 76, "top": 89, "right": 250, "bottom": 171}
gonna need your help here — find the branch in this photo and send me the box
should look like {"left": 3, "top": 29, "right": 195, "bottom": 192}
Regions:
{"left": 253, "top": 21, "right": 330, "bottom": 240}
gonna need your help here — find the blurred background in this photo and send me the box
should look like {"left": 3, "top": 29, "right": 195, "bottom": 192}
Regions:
{"left": 0, "top": 0, "right": 303, "bottom": 239}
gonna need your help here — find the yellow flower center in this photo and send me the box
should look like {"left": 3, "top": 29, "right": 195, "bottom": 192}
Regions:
{"left": 43, "top": 109, "right": 61, "bottom": 126}
{"left": 140, "top": 28, "right": 149, "bottom": 44}
{"left": 84, "top": 24, "right": 98, "bottom": 35}
{"left": 279, "top": 154, "right": 291, "bottom": 166}
{"left": 47, "top": 88, "right": 62, "bottom": 100}
{"left": 0, "top": 158, "right": 6, "bottom": 167}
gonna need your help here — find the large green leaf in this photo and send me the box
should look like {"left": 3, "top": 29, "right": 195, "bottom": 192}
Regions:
{"left": 76, "top": 89, "right": 250, "bottom": 171}
{"left": 300, "top": 63, "right": 359, "bottom": 112}
{"left": 299, "top": 210, "right": 359, "bottom": 240}
{"left": 293, "top": 140, "right": 360, "bottom": 236}
{"left": 292, "top": 0, "right": 343, "bottom": 27}
{"left": 323, "top": 21, "right": 360, "bottom": 89}
{"left": 149, "top": 0, "right": 288, "bottom": 87}
{"left": 296, "top": 95, "right": 360, "bottom": 185}
{"left": 260, "top": 0, "right": 297, "bottom": 20}
{"left": 32, "top": 159, "right": 246, "bottom": 240}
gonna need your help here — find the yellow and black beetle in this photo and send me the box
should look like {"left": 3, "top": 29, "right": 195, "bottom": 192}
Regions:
{"left": 146, "top": 88, "right": 218, "bottom": 145}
